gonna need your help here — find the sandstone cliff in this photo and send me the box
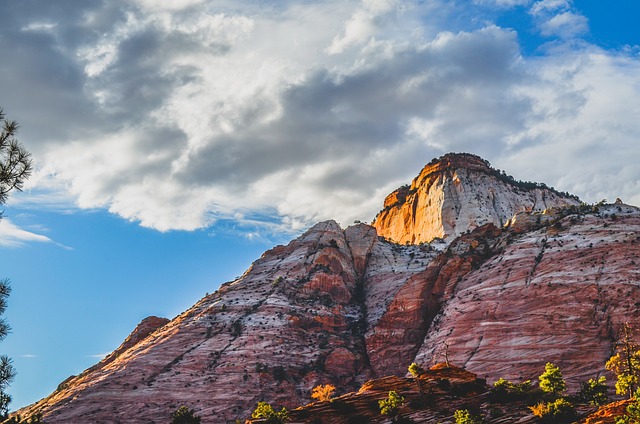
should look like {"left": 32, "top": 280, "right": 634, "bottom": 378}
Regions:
{"left": 373, "top": 153, "right": 580, "bottom": 244}
{"left": 15, "top": 154, "right": 640, "bottom": 424}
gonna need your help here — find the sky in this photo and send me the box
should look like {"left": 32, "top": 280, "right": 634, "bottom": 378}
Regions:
{"left": 0, "top": 0, "right": 639, "bottom": 410}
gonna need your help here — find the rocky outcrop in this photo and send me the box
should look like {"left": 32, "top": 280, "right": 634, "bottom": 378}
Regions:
{"left": 373, "top": 153, "right": 580, "bottom": 244}
{"left": 15, "top": 154, "right": 640, "bottom": 424}
{"left": 414, "top": 203, "right": 640, "bottom": 389}
{"left": 277, "top": 364, "right": 502, "bottom": 424}
{"left": 18, "top": 221, "right": 383, "bottom": 423}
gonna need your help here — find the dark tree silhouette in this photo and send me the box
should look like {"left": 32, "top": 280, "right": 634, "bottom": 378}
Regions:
{"left": 1, "top": 108, "right": 32, "bottom": 207}
{"left": 0, "top": 107, "right": 32, "bottom": 418}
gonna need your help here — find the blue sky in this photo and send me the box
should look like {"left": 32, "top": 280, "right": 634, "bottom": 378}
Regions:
{"left": 1, "top": 0, "right": 640, "bottom": 410}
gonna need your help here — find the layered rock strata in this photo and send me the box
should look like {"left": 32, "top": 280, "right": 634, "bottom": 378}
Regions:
{"left": 16, "top": 154, "right": 640, "bottom": 424}
{"left": 414, "top": 203, "right": 640, "bottom": 388}
{"left": 373, "top": 153, "right": 580, "bottom": 244}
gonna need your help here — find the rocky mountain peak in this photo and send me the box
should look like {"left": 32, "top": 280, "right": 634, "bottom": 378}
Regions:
{"left": 373, "top": 152, "right": 580, "bottom": 245}
{"left": 15, "top": 154, "right": 640, "bottom": 424}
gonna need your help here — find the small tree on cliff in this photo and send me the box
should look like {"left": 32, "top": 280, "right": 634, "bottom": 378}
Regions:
{"left": 578, "top": 376, "right": 608, "bottom": 406}
{"left": 311, "top": 384, "right": 336, "bottom": 402}
{"left": 379, "top": 391, "right": 405, "bottom": 421}
{"left": 539, "top": 363, "right": 566, "bottom": 396}
{"left": 408, "top": 362, "right": 425, "bottom": 377}
{"left": 606, "top": 323, "right": 640, "bottom": 398}
{"left": 251, "top": 402, "right": 289, "bottom": 424}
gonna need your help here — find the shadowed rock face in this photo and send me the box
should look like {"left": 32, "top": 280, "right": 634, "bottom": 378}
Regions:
{"left": 15, "top": 154, "right": 640, "bottom": 423}
{"left": 373, "top": 153, "right": 580, "bottom": 244}
{"left": 415, "top": 204, "right": 640, "bottom": 388}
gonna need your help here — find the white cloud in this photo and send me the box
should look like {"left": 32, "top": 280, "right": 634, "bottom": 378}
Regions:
{"left": 530, "top": 0, "right": 587, "bottom": 39}
{"left": 539, "top": 11, "right": 588, "bottom": 38}
{"left": 498, "top": 47, "right": 640, "bottom": 205}
{"left": 2, "top": 1, "right": 640, "bottom": 235}
{"left": 326, "top": 0, "right": 399, "bottom": 55}
{"left": 0, "top": 219, "right": 54, "bottom": 248}
{"left": 530, "top": 0, "right": 570, "bottom": 15}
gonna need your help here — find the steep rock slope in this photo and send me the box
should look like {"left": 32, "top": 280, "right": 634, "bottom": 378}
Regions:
{"left": 373, "top": 153, "right": 580, "bottom": 244}
{"left": 18, "top": 222, "right": 439, "bottom": 423}
{"left": 16, "top": 154, "right": 640, "bottom": 424}
{"left": 413, "top": 203, "right": 640, "bottom": 388}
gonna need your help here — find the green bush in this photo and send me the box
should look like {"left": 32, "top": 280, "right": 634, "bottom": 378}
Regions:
{"left": 408, "top": 363, "right": 425, "bottom": 377}
{"left": 615, "top": 388, "right": 640, "bottom": 424}
{"left": 251, "top": 402, "right": 289, "bottom": 424}
{"left": 454, "top": 408, "right": 484, "bottom": 424}
{"left": 379, "top": 391, "right": 404, "bottom": 418}
{"left": 578, "top": 376, "right": 608, "bottom": 406}
{"left": 529, "top": 398, "right": 575, "bottom": 423}
{"left": 490, "top": 378, "right": 534, "bottom": 402}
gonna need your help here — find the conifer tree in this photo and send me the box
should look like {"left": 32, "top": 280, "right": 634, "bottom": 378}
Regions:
{"left": 1, "top": 108, "right": 32, "bottom": 207}
{"left": 0, "top": 108, "right": 31, "bottom": 420}
{"left": 538, "top": 362, "right": 566, "bottom": 396}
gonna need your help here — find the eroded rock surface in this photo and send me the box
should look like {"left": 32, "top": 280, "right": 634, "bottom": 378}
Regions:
{"left": 373, "top": 153, "right": 580, "bottom": 244}
{"left": 414, "top": 204, "right": 640, "bottom": 389}
{"left": 16, "top": 154, "right": 640, "bottom": 424}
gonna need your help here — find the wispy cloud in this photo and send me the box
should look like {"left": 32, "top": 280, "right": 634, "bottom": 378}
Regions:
{"left": 20, "top": 354, "right": 37, "bottom": 359}
{"left": 0, "top": 218, "right": 71, "bottom": 249}
{"left": 0, "top": 219, "right": 54, "bottom": 248}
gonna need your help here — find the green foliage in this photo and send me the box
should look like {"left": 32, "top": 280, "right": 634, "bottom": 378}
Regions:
{"left": 0, "top": 392, "right": 10, "bottom": 419}
{"left": 251, "top": 402, "right": 289, "bottom": 424}
{"left": 578, "top": 376, "right": 608, "bottom": 406}
{"left": 490, "top": 378, "right": 534, "bottom": 402}
{"left": 606, "top": 323, "right": 640, "bottom": 398}
{"left": 0, "top": 109, "right": 31, "bottom": 419}
{"left": 379, "top": 391, "right": 404, "bottom": 418}
{"left": 408, "top": 363, "right": 425, "bottom": 378}
{"left": 170, "top": 406, "right": 201, "bottom": 424}
{"left": 538, "top": 363, "right": 566, "bottom": 395}
{"left": 0, "top": 279, "right": 15, "bottom": 420}
{"left": 454, "top": 409, "right": 484, "bottom": 424}
{"left": 615, "top": 389, "right": 640, "bottom": 424}
{"left": 0, "top": 108, "right": 33, "bottom": 206}
{"left": 529, "top": 398, "right": 576, "bottom": 423}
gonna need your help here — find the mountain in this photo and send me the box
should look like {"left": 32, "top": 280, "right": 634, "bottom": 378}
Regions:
{"left": 373, "top": 153, "right": 580, "bottom": 244}
{"left": 14, "top": 153, "right": 640, "bottom": 423}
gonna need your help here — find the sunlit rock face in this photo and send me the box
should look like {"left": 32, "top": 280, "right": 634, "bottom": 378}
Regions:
{"left": 16, "top": 153, "right": 640, "bottom": 424}
{"left": 373, "top": 153, "right": 580, "bottom": 244}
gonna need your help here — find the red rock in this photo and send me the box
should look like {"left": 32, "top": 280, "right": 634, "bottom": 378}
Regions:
{"left": 14, "top": 155, "right": 640, "bottom": 424}
{"left": 373, "top": 153, "right": 579, "bottom": 244}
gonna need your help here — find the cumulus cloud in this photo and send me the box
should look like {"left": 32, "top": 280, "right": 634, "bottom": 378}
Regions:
{"left": 2, "top": 1, "right": 640, "bottom": 235}
{"left": 530, "top": 0, "right": 588, "bottom": 38}
{"left": 326, "top": 0, "right": 399, "bottom": 55}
